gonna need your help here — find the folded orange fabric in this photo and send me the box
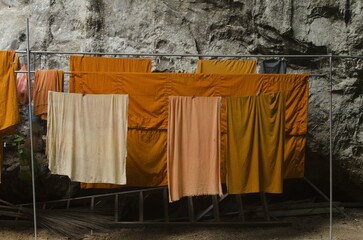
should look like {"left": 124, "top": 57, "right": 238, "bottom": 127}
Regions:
{"left": 33, "top": 70, "right": 64, "bottom": 120}
{"left": 196, "top": 60, "right": 257, "bottom": 74}
{"left": 70, "top": 56, "right": 152, "bottom": 73}
{"left": 168, "top": 96, "right": 222, "bottom": 202}
{"left": 226, "top": 92, "right": 285, "bottom": 194}
{"left": 0, "top": 50, "right": 20, "bottom": 135}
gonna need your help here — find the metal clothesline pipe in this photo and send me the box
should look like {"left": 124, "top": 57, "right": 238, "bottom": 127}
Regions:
{"left": 25, "top": 18, "right": 37, "bottom": 240}
{"left": 329, "top": 54, "right": 333, "bottom": 240}
{"left": 14, "top": 50, "right": 363, "bottom": 59}
{"left": 14, "top": 70, "right": 325, "bottom": 77}
{"left": 15, "top": 50, "right": 332, "bottom": 58}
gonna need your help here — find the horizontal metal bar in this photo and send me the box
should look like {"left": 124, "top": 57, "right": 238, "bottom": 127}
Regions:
{"left": 109, "top": 221, "right": 292, "bottom": 227}
{"left": 14, "top": 50, "right": 363, "bottom": 59}
{"left": 14, "top": 71, "right": 325, "bottom": 77}
{"left": 13, "top": 50, "right": 331, "bottom": 58}
{"left": 18, "top": 186, "right": 166, "bottom": 207}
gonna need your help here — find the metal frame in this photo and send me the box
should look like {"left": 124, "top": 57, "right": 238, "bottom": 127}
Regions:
{"left": 15, "top": 18, "right": 363, "bottom": 240}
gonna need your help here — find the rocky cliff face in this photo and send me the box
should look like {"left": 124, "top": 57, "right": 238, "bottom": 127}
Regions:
{"left": 1, "top": 0, "right": 362, "bottom": 201}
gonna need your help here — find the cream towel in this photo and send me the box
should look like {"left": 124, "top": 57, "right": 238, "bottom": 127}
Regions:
{"left": 46, "top": 92, "right": 128, "bottom": 185}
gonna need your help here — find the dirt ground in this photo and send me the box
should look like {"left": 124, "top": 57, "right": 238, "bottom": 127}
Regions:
{"left": 0, "top": 208, "right": 362, "bottom": 240}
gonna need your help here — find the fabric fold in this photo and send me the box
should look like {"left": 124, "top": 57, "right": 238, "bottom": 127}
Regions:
{"left": 33, "top": 70, "right": 64, "bottom": 120}
{"left": 226, "top": 92, "right": 285, "bottom": 194}
{"left": 47, "top": 92, "right": 128, "bottom": 185}
{"left": 167, "top": 96, "right": 222, "bottom": 202}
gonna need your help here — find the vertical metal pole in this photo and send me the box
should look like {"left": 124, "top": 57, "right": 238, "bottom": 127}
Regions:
{"left": 260, "top": 192, "right": 270, "bottom": 221}
{"left": 235, "top": 194, "right": 245, "bottom": 221}
{"left": 139, "top": 191, "right": 144, "bottom": 222}
{"left": 26, "top": 18, "right": 37, "bottom": 240}
{"left": 212, "top": 195, "right": 220, "bottom": 222}
{"left": 163, "top": 188, "right": 169, "bottom": 222}
{"left": 329, "top": 54, "right": 333, "bottom": 240}
{"left": 114, "top": 194, "right": 119, "bottom": 222}
{"left": 187, "top": 197, "right": 195, "bottom": 222}
{"left": 90, "top": 197, "right": 94, "bottom": 210}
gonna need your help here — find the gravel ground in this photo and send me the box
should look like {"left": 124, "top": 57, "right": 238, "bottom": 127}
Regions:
{"left": 0, "top": 208, "right": 362, "bottom": 240}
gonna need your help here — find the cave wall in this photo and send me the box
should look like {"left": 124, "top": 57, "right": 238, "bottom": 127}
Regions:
{"left": 0, "top": 0, "right": 363, "bottom": 201}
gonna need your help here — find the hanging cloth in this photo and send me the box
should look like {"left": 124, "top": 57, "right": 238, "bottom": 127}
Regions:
{"left": 259, "top": 59, "right": 287, "bottom": 74}
{"left": 16, "top": 64, "right": 29, "bottom": 105}
{"left": 81, "top": 129, "right": 168, "bottom": 188}
{"left": 167, "top": 96, "right": 222, "bottom": 202}
{"left": 70, "top": 72, "right": 309, "bottom": 185}
{"left": 70, "top": 56, "right": 152, "bottom": 189}
{"left": 196, "top": 59, "right": 257, "bottom": 74}
{"left": 226, "top": 92, "right": 285, "bottom": 194}
{"left": 46, "top": 92, "right": 129, "bottom": 185}
{"left": 70, "top": 55, "right": 152, "bottom": 72}
{"left": 0, "top": 50, "right": 20, "bottom": 134}
{"left": 33, "top": 70, "right": 64, "bottom": 120}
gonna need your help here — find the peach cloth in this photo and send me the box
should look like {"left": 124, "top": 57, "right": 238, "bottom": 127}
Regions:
{"left": 47, "top": 92, "right": 128, "bottom": 185}
{"left": 16, "top": 64, "right": 28, "bottom": 105}
{"left": 226, "top": 92, "right": 285, "bottom": 194}
{"left": 0, "top": 50, "right": 20, "bottom": 134}
{"left": 70, "top": 55, "right": 152, "bottom": 73}
{"left": 196, "top": 60, "right": 257, "bottom": 74}
{"left": 70, "top": 72, "right": 309, "bottom": 186}
{"left": 167, "top": 96, "right": 222, "bottom": 202}
{"left": 33, "top": 70, "right": 64, "bottom": 120}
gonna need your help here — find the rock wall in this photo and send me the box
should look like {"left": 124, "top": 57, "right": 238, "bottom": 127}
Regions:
{"left": 1, "top": 0, "right": 363, "bottom": 201}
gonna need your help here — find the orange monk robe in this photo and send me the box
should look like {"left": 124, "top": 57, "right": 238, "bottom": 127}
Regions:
{"left": 33, "top": 70, "right": 64, "bottom": 120}
{"left": 0, "top": 50, "right": 19, "bottom": 183}
{"left": 196, "top": 60, "right": 257, "bottom": 74}
{"left": 197, "top": 59, "right": 307, "bottom": 179}
{"left": 70, "top": 55, "right": 152, "bottom": 73}
{"left": 226, "top": 93, "right": 285, "bottom": 194}
{"left": 71, "top": 73, "right": 309, "bottom": 186}
{"left": 0, "top": 51, "right": 20, "bottom": 134}
{"left": 69, "top": 56, "right": 153, "bottom": 188}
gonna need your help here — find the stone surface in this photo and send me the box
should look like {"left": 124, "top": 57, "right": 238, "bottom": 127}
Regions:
{"left": 0, "top": 0, "right": 363, "bottom": 201}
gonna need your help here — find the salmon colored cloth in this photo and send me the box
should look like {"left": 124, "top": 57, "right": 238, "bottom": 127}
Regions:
{"left": 47, "top": 92, "right": 129, "bottom": 185}
{"left": 0, "top": 50, "right": 20, "bottom": 135}
{"left": 33, "top": 70, "right": 64, "bottom": 120}
{"left": 196, "top": 60, "right": 257, "bottom": 74}
{"left": 70, "top": 56, "right": 152, "bottom": 73}
{"left": 71, "top": 56, "right": 152, "bottom": 188}
{"left": 70, "top": 72, "right": 309, "bottom": 186}
{"left": 226, "top": 92, "right": 285, "bottom": 194}
{"left": 168, "top": 96, "right": 222, "bottom": 202}
{"left": 16, "top": 64, "right": 28, "bottom": 105}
